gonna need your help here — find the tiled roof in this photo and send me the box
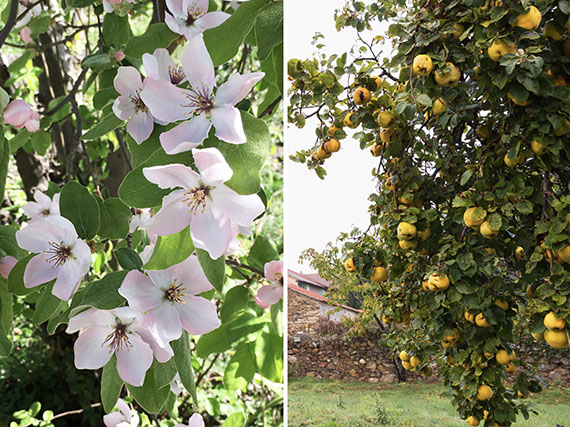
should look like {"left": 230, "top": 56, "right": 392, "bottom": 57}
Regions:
{"left": 287, "top": 269, "right": 329, "bottom": 289}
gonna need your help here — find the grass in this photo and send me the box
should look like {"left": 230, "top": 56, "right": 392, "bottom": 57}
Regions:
{"left": 288, "top": 377, "right": 570, "bottom": 427}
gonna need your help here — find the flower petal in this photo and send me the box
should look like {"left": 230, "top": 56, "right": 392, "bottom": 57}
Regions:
{"left": 181, "top": 34, "right": 215, "bottom": 89}
{"left": 190, "top": 206, "right": 238, "bottom": 259}
{"left": 140, "top": 78, "right": 190, "bottom": 123}
{"left": 52, "top": 258, "right": 84, "bottom": 300}
{"left": 146, "top": 267, "right": 175, "bottom": 289}
{"left": 33, "top": 190, "right": 52, "bottom": 209}
{"left": 178, "top": 296, "right": 220, "bottom": 335}
{"left": 112, "top": 95, "right": 135, "bottom": 121}
{"left": 264, "top": 260, "right": 283, "bottom": 283}
{"left": 21, "top": 201, "right": 42, "bottom": 221}
{"left": 143, "top": 165, "right": 200, "bottom": 189}
{"left": 210, "top": 185, "right": 265, "bottom": 226}
{"left": 67, "top": 308, "right": 116, "bottom": 333}
{"left": 165, "top": 12, "right": 186, "bottom": 36}
{"left": 188, "top": 413, "right": 205, "bottom": 427}
{"left": 194, "top": 11, "right": 230, "bottom": 32}
{"left": 119, "top": 270, "right": 163, "bottom": 312}
{"left": 127, "top": 111, "right": 154, "bottom": 144}
{"left": 116, "top": 333, "right": 154, "bottom": 386}
{"left": 0, "top": 256, "right": 17, "bottom": 279}
{"left": 16, "top": 221, "right": 68, "bottom": 253}
{"left": 73, "top": 327, "right": 114, "bottom": 370}
{"left": 173, "top": 255, "right": 213, "bottom": 295}
{"left": 215, "top": 72, "right": 265, "bottom": 106}
{"left": 166, "top": 0, "right": 184, "bottom": 19}
{"left": 191, "top": 147, "right": 233, "bottom": 185}
{"left": 160, "top": 114, "right": 212, "bottom": 154}
{"left": 210, "top": 105, "right": 246, "bottom": 144}
{"left": 103, "top": 412, "right": 126, "bottom": 427}
{"left": 256, "top": 284, "right": 283, "bottom": 308}
{"left": 146, "top": 191, "right": 193, "bottom": 236}
{"left": 143, "top": 48, "right": 174, "bottom": 82}
{"left": 113, "top": 66, "right": 143, "bottom": 96}
{"left": 144, "top": 302, "right": 183, "bottom": 345}
{"left": 24, "top": 253, "right": 59, "bottom": 288}
{"left": 183, "top": 0, "right": 208, "bottom": 12}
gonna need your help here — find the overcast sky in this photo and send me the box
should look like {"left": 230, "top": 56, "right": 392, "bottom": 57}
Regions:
{"left": 285, "top": 0, "right": 389, "bottom": 274}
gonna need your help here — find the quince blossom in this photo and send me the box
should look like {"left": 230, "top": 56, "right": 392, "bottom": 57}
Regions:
{"left": 20, "top": 26, "right": 32, "bottom": 44}
{"left": 22, "top": 190, "right": 60, "bottom": 221}
{"left": 3, "top": 100, "right": 40, "bottom": 132}
{"left": 67, "top": 307, "right": 173, "bottom": 386}
{"left": 142, "top": 48, "right": 187, "bottom": 85}
{"left": 103, "top": 398, "right": 139, "bottom": 427}
{"left": 142, "top": 147, "right": 265, "bottom": 259}
{"left": 165, "top": 0, "right": 229, "bottom": 41}
{"left": 141, "top": 34, "right": 264, "bottom": 153}
{"left": 112, "top": 67, "right": 164, "bottom": 144}
{"left": 15, "top": 216, "right": 91, "bottom": 300}
{"left": 255, "top": 260, "right": 283, "bottom": 309}
{"left": 176, "top": 414, "right": 205, "bottom": 427}
{"left": 119, "top": 255, "right": 220, "bottom": 346}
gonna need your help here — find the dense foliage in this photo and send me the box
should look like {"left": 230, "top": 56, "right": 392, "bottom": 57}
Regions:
{"left": 289, "top": 0, "right": 569, "bottom": 425}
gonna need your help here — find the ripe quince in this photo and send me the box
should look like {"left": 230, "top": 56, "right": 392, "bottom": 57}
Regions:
{"left": 513, "top": 6, "right": 542, "bottom": 31}
{"left": 412, "top": 54, "right": 434, "bottom": 76}
{"left": 488, "top": 39, "right": 515, "bottom": 62}
{"left": 434, "top": 63, "right": 461, "bottom": 87}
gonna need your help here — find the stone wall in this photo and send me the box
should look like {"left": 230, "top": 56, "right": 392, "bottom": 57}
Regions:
{"left": 288, "top": 333, "right": 570, "bottom": 385}
{"left": 287, "top": 287, "right": 322, "bottom": 336}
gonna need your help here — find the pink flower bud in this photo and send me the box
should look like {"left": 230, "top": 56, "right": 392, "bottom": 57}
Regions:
{"left": 0, "top": 256, "right": 18, "bottom": 279}
{"left": 114, "top": 50, "right": 125, "bottom": 62}
{"left": 3, "top": 100, "right": 34, "bottom": 129}
{"left": 20, "top": 26, "right": 32, "bottom": 44}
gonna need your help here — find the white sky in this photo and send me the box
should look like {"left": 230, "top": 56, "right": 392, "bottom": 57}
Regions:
{"left": 285, "top": 0, "right": 389, "bottom": 274}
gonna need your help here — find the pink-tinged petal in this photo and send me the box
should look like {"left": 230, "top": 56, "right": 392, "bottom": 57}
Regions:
{"left": 0, "top": 256, "right": 17, "bottom": 279}
{"left": 173, "top": 255, "right": 212, "bottom": 295}
{"left": 146, "top": 192, "right": 192, "bottom": 236}
{"left": 191, "top": 206, "right": 238, "bottom": 259}
{"left": 178, "top": 296, "right": 220, "bottom": 335}
{"left": 143, "top": 165, "right": 200, "bottom": 189}
{"left": 116, "top": 333, "right": 154, "bottom": 386}
{"left": 144, "top": 303, "right": 182, "bottom": 344}
{"left": 215, "top": 72, "right": 265, "bottom": 106}
{"left": 16, "top": 222, "right": 66, "bottom": 253}
{"left": 127, "top": 111, "right": 154, "bottom": 144}
{"left": 3, "top": 100, "right": 33, "bottom": 128}
{"left": 181, "top": 34, "right": 215, "bottom": 90}
{"left": 22, "top": 201, "right": 42, "bottom": 220}
{"left": 73, "top": 239, "right": 93, "bottom": 273}
{"left": 137, "top": 328, "right": 174, "bottom": 363}
{"left": 67, "top": 308, "right": 116, "bottom": 333}
{"left": 73, "top": 327, "right": 114, "bottom": 369}
{"left": 264, "top": 260, "right": 283, "bottom": 283}
{"left": 164, "top": 12, "right": 186, "bottom": 36}
{"left": 113, "top": 67, "right": 143, "bottom": 96}
{"left": 210, "top": 105, "right": 246, "bottom": 144}
{"left": 24, "top": 111, "right": 40, "bottom": 132}
{"left": 115, "top": 398, "right": 131, "bottom": 419}
{"left": 143, "top": 48, "right": 173, "bottom": 82}
{"left": 183, "top": 0, "right": 208, "bottom": 12}
{"left": 140, "top": 78, "right": 190, "bottom": 123}
{"left": 33, "top": 190, "right": 52, "bottom": 209}
{"left": 188, "top": 413, "right": 205, "bottom": 427}
{"left": 112, "top": 95, "right": 135, "bottom": 121}
{"left": 182, "top": 25, "right": 203, "bottom": 41}
{"left": 114, "top": 51, "right": 125, "bottom": 62}
{"left": 146, "top": 267, "right": 175, "bottom": 288}
{"left": 103, "top": 411, "right": 126, "bottom": 427}
{"left": 52, "top": 258, "right": 84, "bottom": 300}
{"left": 119, "top": 270, "right": 163, "bottom": 312}
{"left": 256, "top": 284, "right": 282, "bottom": 308}
{"left": 194, "top": 11, "right": 230, "bottom": 33}
{"left": 19, "top": 26, "right": 32, "bottom": 43}
{"left": 160, "top": 115, "right": 212, "bottom": 154}
{"left": 210, "top": 185, "right": 265, "bottom": 226}
{"left": 24, "top": 253, "right": 59, "bottom": 288}
{"left": 44, "top": 216, "right": 80, "bottom": 245}
{"left": 102, "top": 0, "right": 114, "bottom": 13}
{"left": 52, "top": 193, "right": 61, "bottom": 215}
{"left": 191, "top": 147, "right": 233, "bottom": 185}
{"left": 166, "top": 0, "right": 184, "bottom": 18}
{"left": 139, "top": 244, "right": 155, "bottom": 264}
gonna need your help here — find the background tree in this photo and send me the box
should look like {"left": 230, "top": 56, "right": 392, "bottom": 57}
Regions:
{"left": 289, "top": 0, "right": 569, "bottom": 425}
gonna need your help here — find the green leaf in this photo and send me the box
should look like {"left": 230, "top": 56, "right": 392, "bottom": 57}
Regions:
{"left": 222, "top": 412, "right": 245, "bottom": 427}
{"left": 0, "top": 226, "right": 25, "bottom": 259}
{"left": 0, "top": 87, "right": 9, "bottom": 113}
{"left": 196, "top": 249, "right": 225, "bottom": 292}
{"left": 101, "top": 355, "right": 124, "bottom": 413}
{"left": 124, "top": 23, "right": 178, "bottom": 60}
{"left": 270, "top": 299, "right": 283, "bottom": 336}
{"left": 273, "top": 45, "right": 283, "bottom": 95}
{"left": 196, "top": 324, "right": 230, "bottom": 357}
{"left": 246, "top": 234, "right": 279, "bottom": 271}
{"left": 81, "top": 53, "right": 112, "bottom": 70}
{"left": 515, "top": 200, "right": 533, "bottom": 214}
{"left": 203, "top": 111, "right": 271, "bottom": 195}
{"left": 203, "top": 0, "right": 270, "bottom": 65}
{"left": 460, "top": 169, "right": 473, "bottom": 186}
{"left": 79, "top": 271, "right": 127, "bottom": 311}
{"left": 0, "top": 277, "right": 13, "bottom": 333}
{"left": 103, "top": 14, "right": 131, "bottom": 48}
{"left": 253, "top": 330, "right": 282, "bottom": 382}
{"left": 28, "top": 14, "right": 51, "bottom": 38}
{"left": 9, "top": 129, "right": 30, "bottom": 153}
{"left": 144, "top": 227, "right": 194, "bottom": 270}
{"left": 171, "top": 332, "right": 198, "bottom": 407}
{"left": 126, "top": 365, "right": 170, "bottom": 414}
{"left": 97, "top": 197, "right": 132, "bottom": 239}
{"left": 254, "top": 2, "right": 283, "bottom": 61}
{"left": 153, "top": 358, "right": 177, "bottom": 388}
{"left": 224, "top": 344, "right": 256, "bottom": 391}
{"left": 0, "top": 302, "right": 12, "bottom": 357}
{"left": 415, "top": 93, "right": 432, "bottom": 107}
{"left": 32, "top": 283, "right": 67, "bottom": 325}
{"left": 60, "top": 181, "right": 101, "bottom": 239}
{"left": 115, "top": 248, "right": 143, "bottom": 271}
{"left": 81, "top": 113, "right": 124, "bottom": 140}
{"left": 220, "top": 286, "right": 250, "bottom": 323}
{"left": 0, "top": 130, "right": 9, "bottom": 201}
{"left": 118, "top": 149, "right": 194, "bottom": 208}
{"left": 125, "top": 130, "right": 162, "bottom": 168}
{"left": 31, "top": 131, "right": 51, "bottom": 156}
{"left": 7, "top": 255, "right": 36, "bottom": 296}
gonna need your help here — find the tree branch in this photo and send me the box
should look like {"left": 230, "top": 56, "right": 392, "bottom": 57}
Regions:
{"left": 0, "top": 0, "right": 20, "bottom": 50}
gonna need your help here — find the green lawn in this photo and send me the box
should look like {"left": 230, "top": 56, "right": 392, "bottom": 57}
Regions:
{"left": 288, "top": 377, "right": 570, "bottom": 427}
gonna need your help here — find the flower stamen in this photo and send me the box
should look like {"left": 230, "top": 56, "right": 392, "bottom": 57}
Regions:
{"left": 184, "top": 84, "right": 215, "bottom": 115}
{"left": 185, "top": 3, "right": 206, "bottom": 27}
{"left": 103, "top": 321, "right": 133, "bottom": 353}
{"left": 168, "top": 66, "right": 185, "bottom": 85}
{"left": 164, "top": 279, "right": 188, "bottom": 304}
{"left": 129, "top": 90, "right": 148, "bottom": 113}
{"left": 45, "top": 241, "right": 73, "bottom": 268}
{"left": 182, "top": 185, "right": 211, "bottom": 214}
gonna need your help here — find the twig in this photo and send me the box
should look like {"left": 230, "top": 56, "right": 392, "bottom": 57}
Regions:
{"left": 115, "top": 129, "right": 132, "bottom": 170}
{"left": 45, "top": 68, "right": 89, "bottom": 116}
{"left": 258, "top": 96, "right": 282, "bottom": 119}
{"left": 52, "top": 403, "right": 101, "bottom": 420}
{"left": 195, "top": 353, "right": 220, "bottom": 384}
{"left": 0, "top": 0, "right": 20, "bottom": 50}
{"left": 226, "top": 258, "right": 265, "bottom": 276}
